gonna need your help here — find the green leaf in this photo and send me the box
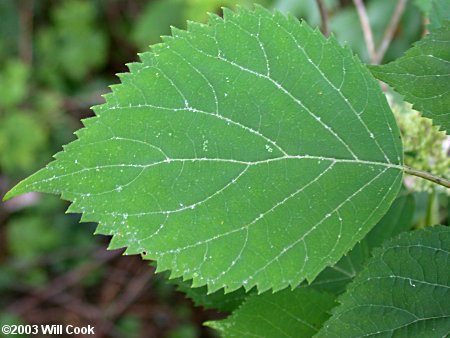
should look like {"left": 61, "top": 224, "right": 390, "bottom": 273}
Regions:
{"left": 206, "top": 287, "right": 336, "bottom": 338}
{"left": 413, "top": 0, "right": 450, "bottom": 30}
{"left": 173, "top": 277, "right": 250, "bottom": 312}
{"left": 428, "top": 2, "right": 450, "bottom": 31}
{"left": 4, "top": 7, "right": 403, "bottom": 293}
{"left": 413, "top": 0, "right": 434, "bottom": 13}
{"left": 311, "top": 191, "right": 415, "bottom": 294}
{"left": 317, "top": 225, "right": 450, "bottom": 337}
{"left": 157, "top": 263, "right": 250, "bottom": 311}
{"left": 369, "top": 22, "right": 450, "bottom": 134}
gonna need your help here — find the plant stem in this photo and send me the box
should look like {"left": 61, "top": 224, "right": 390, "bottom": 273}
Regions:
{"left": 404, "top": 166, "right": 450, "bottom": 189}
{"left": 375, "top": 0, "right": 407, "bottom": 64}
{"left": 19, "top": 0, "right": 34, "bottom": 64}
{"left": 425, "top": 188, "right": 438, "bottom": 227}
{"left": 316, "top": 0, "right": 330, "bottom": 37}
{"left": 422, "top": 16, "right": 430, "bottom": 36}
{"left": 353, "top": 0, "right": 376, "bottom": 63}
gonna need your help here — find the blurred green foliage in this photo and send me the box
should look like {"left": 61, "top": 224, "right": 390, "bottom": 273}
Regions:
{"left": 0, "top": 111, "right": 47, "bottom": 175}
{"left": 36, "top": 0, "right": 108, "bottom": 88}
{"left": 0, "top": 1, "right": 19, "bottom": 60}
{"left": 131, "top": 0, "right": 272, "bottom": 50}
{"left": 0, "top": 0, "right": 447, "bottom": 337}
{"left": 0, "top": 60, "right": 30, "bottom": 108}
{"left": 132, "top": 0, "right": 187, "bottom": 49}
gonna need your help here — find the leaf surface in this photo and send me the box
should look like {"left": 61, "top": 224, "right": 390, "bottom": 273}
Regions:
{"left": 317, "top": 225, "right": 450, "bottom": 337}
{"left": 369, "top": 22, "right": 450, "bottom": 134}
{"left": 311, "top": 192, "right": 414, "bottom": 294}
{"left": 4, "top": 7, "right": 402, "bottom": 293}
{"left": 206, "top": 288, "right": 336, "bottom": 338}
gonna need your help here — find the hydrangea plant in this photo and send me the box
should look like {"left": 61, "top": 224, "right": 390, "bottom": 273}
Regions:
{"left": 4, "top": 5, "right": 449, "bottom": 337}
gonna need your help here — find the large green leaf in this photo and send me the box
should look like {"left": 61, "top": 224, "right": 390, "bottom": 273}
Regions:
{"left": 317, "top": 225, "right": 450, "bottom": 337}
{"left": 206, "top": 287, "right": 336, "bottom": 338}
{"left": 4, "top": 7, "right": 403, "bottom": 293}
{"left": 369, "top": 22, "right": 450, "bottom": 134}
{"left": 311, "top": 191, "right": 415, "bottom": 294}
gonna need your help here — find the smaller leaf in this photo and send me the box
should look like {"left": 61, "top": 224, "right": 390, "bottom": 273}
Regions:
{"left": 207, "top": 287, "right": 336, "bottom": 338}
{"left": 316, "top": 225, "right": 450, "bottom": 337}
{"left": 150, "top": 265, "right": 250, "bottom": 312}
{"left": 369, "top": 22, "right": 450, "bottom": 134}
{"left": 172, "top": 277, "right": 250, "bottom": 312}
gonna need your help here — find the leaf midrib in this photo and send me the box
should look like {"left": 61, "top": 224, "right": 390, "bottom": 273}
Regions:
{"left": 20, "top": 154, "right": 403, "bottom": 192}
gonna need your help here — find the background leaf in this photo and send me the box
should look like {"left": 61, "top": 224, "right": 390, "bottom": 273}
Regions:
{"left": 5, "top": 7, "right": 403, "bottom": 293}
{"left": 369, "top": 22, "right": 450, "bottom": 134}
{"left": 428, "top": 1, "right": 450, "bottom": 31}
{"left": 317, "top": 225, "right": 450, "bottom": 337}
{"left": 413, "top": 0, "right": 450, "bottom": 30}
{"left": 207, "top": 287, "right": 336, "bottom": 338}
{"left": 172, "top": 277, "right": 249, "bottom": 312}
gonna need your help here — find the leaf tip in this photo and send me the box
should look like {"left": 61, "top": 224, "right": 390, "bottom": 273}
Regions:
{"left": 203, "top": 320, "right": 220, "bottom": 331}
{"left": 2, "top": 189, "right": 15, "bottom": 202}
{"left": 2, "top": 177, "right": 34, "bottom": 201}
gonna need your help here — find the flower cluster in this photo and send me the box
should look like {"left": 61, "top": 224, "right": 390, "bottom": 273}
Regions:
{"left": 392, "top": 100, "right": 450, "bottom": 193}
